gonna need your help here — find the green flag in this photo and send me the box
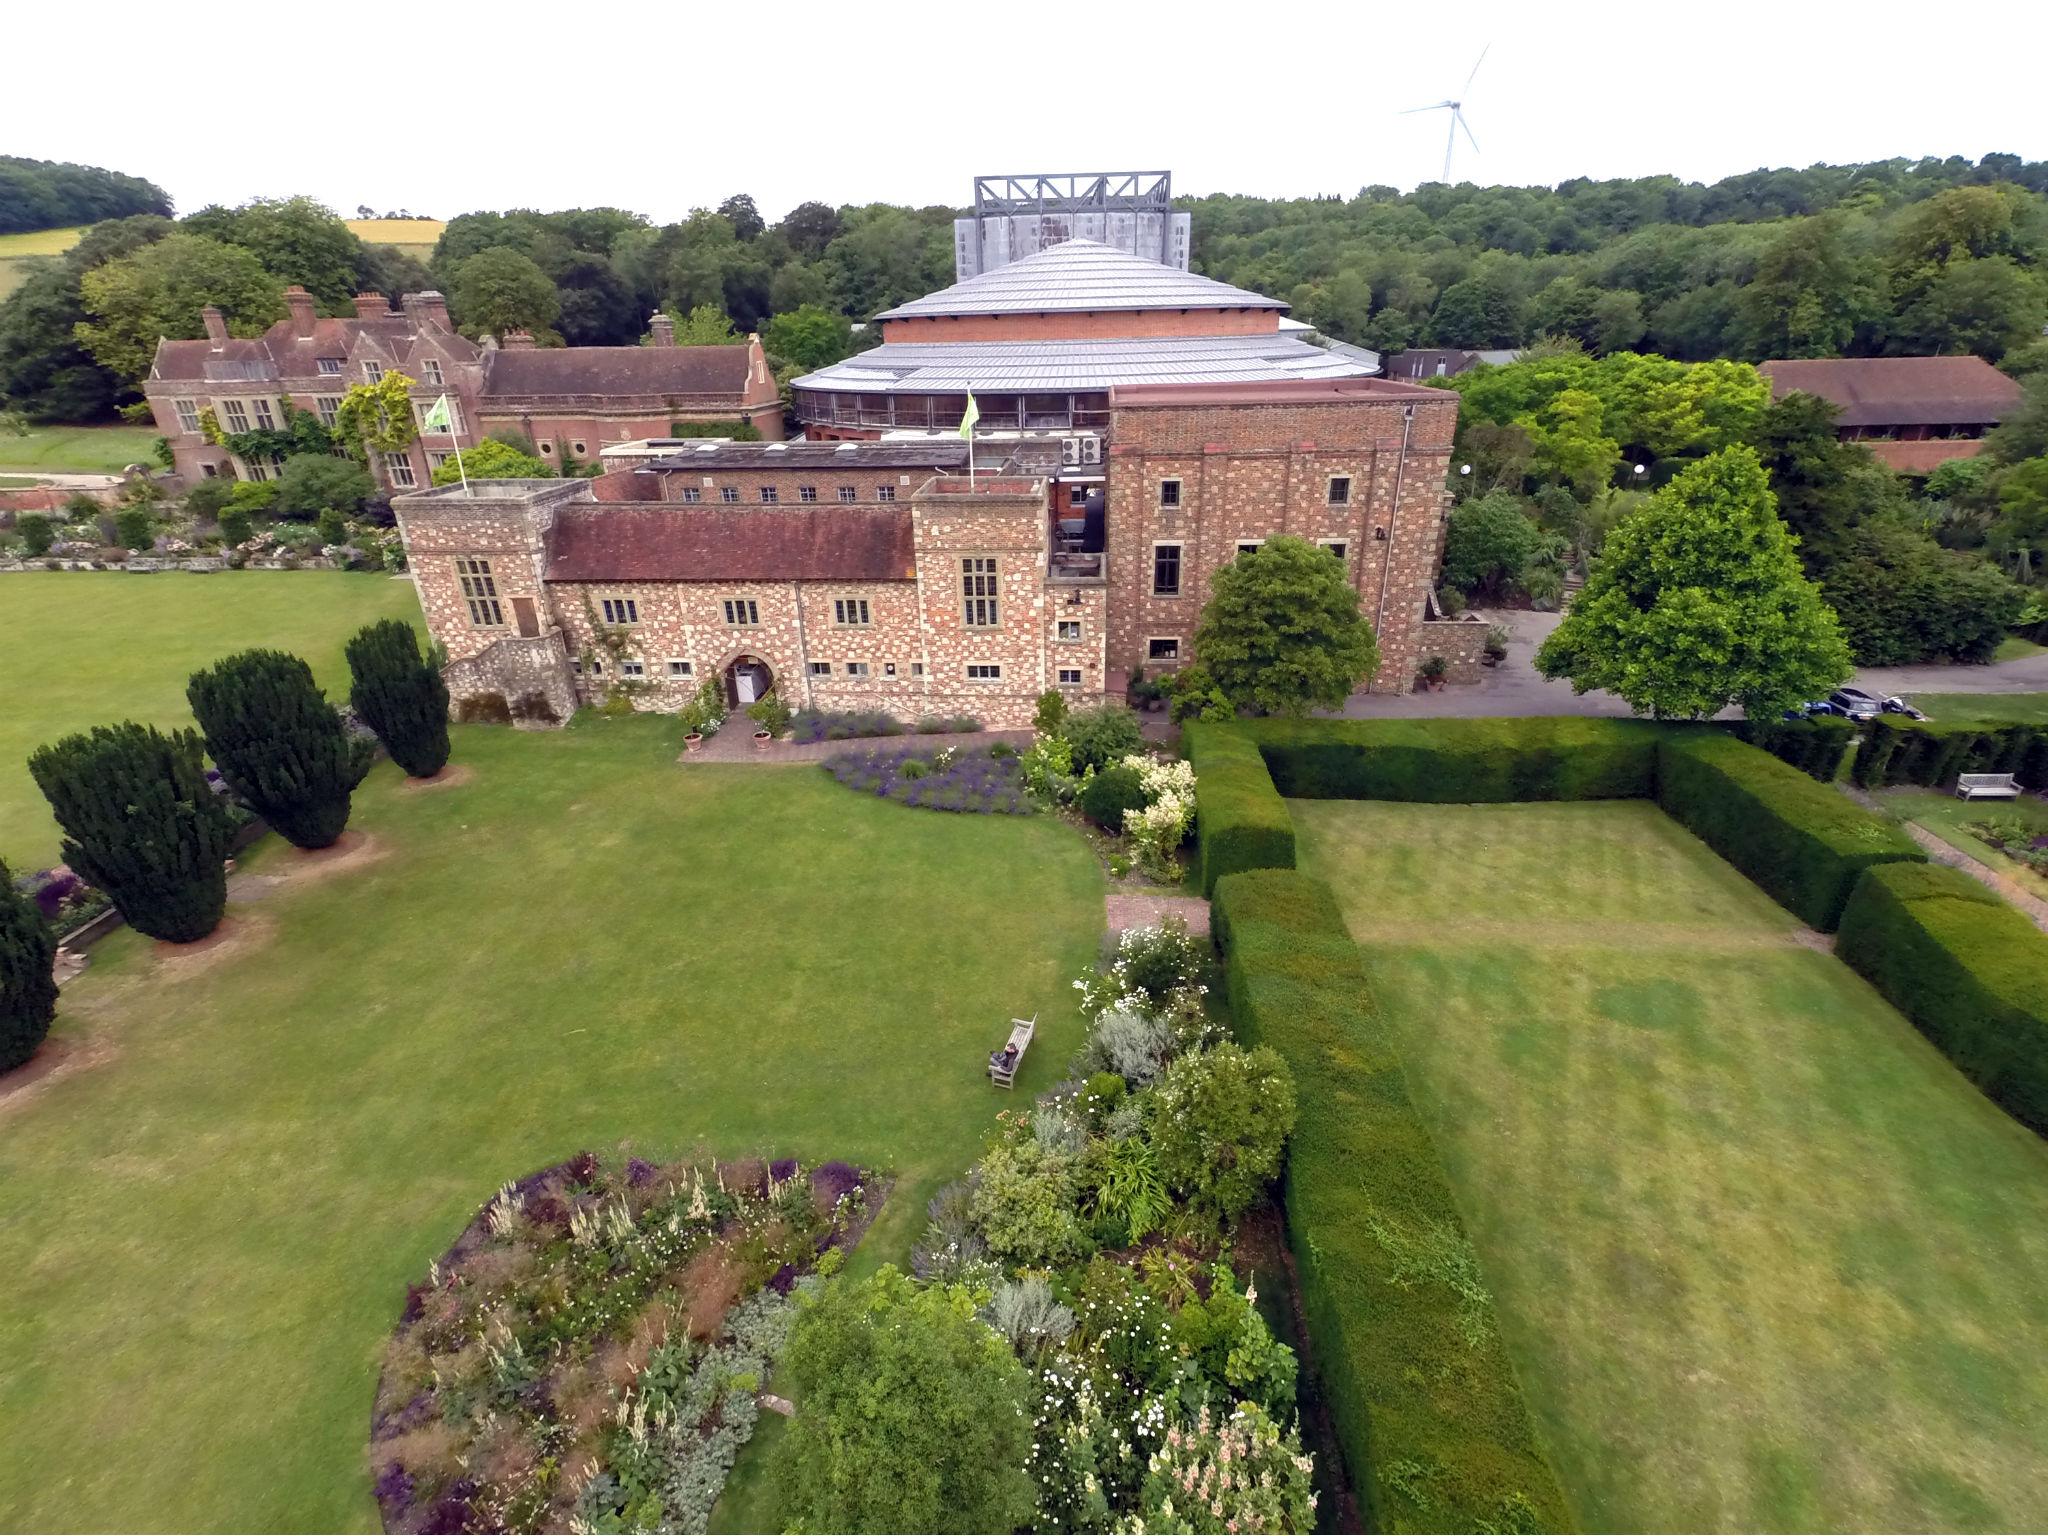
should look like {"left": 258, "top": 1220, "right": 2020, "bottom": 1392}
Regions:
{"left": 422, "top": 393, "right": 454, "bottom": 434}
{"left": 958, "top": 390, "right": 979, "bottom": 439}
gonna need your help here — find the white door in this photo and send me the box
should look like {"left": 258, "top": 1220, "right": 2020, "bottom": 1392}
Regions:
{"left": 735, "top": 667, "right": 760, "bottom": 705}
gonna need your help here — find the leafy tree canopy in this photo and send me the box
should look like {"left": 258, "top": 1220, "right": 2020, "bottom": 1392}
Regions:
{"left": 74, "top": 233, "right": 285, "bottom": 382}
{"left": 180, "top": 197, "right": 367, "bottom": 310}
{"left": 1536, "top": 446, "right": 1853, "bottom": 718}
{"left": 0, "top": 155, "right": 170, "bottom": 235}
{"left": 432, "top": 437, "right": 554, "bottom": 484}
{"left": 761, "top": 303, "right": 854, "bottom": 370}
{"left": 664, "top": 303, "right": 739, "bottom": 346}
{"left": 1194, "top": 535, "right": 1381, "bottom": 713}
{"left": 448, "top": 247, "right": 560, "bottom": 340}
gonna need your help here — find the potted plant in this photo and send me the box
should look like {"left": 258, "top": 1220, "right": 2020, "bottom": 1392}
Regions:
{"left": 752, "top": 727, "right": 773, "bottom": 751}
{"left": 1419, "top": 655, "right": 1449, "bottom": 692}
{"left": 747, "top": 693, "right": 791, "bottom": 749}
{"left": 684, "top": 731, "right": 704, "bottom": 753}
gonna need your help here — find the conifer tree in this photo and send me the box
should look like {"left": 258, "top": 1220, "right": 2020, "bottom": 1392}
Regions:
{"left": 345, "top": 620, "right": 451, "bottom": 779}
{"left": 27, "top": 723, "right": 233, "bottom": 943}
{"left": 0, "top": 859, "right": 59, "bottom": 1072}
{"left": 187, "top": 649, "right": 356, "bottom": 849}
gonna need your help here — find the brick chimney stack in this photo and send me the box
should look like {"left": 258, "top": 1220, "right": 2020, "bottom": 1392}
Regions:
{"left": 284, "top": 285, "right": 316, "bottom": 337}
{"left": 410, "top": 290, "right": 452, "bottom": 332}
{"left": 201, "top": 305, "right": 229, "bottom": 348}
{"left": 648, "top": 310, "right": 674, "bottom": 347}
{"left": 353, "top": 292, "right": 390, "bottom": 320}
{"left": 502, "top": 329, "right": 536, "bottom": 350}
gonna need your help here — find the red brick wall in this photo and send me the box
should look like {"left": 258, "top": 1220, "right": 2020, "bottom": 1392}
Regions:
{"left": 879, "top": 308, "right": 1279, "bottom": 344}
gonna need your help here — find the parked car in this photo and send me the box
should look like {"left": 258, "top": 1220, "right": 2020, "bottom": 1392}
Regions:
{"left": 1783, "top": 700, "right": 1840, "bottom": 720}
{"left": 1881, "top": 695, "right": 1928, "bottom": 720}
{"left": 1826, "top": 687, "right": 1885, "bottom": 721}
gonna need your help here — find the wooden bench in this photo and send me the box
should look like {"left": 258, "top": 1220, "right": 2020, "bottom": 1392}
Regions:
{"left": 987, "top": 1014, "right": 1036, "bottom": 1090}
{"left": 1956, "top": 773, "right": 2022, "bottom": 801}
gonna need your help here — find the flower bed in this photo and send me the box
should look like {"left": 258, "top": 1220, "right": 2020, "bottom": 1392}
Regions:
{"left": 369, "top": 1149, "right": 876, "bottom": 1534}
{"left": 791, "top": 709, "right": 982, "bottom": 744}
{"left": 822, "top": 743, "right": 1032, "bottom": 814}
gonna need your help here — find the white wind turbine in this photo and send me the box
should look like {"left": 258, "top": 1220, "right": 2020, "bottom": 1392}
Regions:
{"left": 1402, "top": 45, "right": 1489, "bottom": 184}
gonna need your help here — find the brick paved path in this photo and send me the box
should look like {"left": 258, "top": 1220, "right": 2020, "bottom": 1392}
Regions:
{"left": 1104, "top": 891, "right": 1211, "bottom": 936}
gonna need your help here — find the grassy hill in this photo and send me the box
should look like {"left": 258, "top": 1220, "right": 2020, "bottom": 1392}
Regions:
{"left": 0, "top": 219, "right": 447, "bottom": 299}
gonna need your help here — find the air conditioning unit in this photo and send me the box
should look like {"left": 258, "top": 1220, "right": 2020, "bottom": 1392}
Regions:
{"left": 1061, "top": 434, "right": 1103, "bottom": 466}
{"left": 1080, "top": 435, "right": 1103, "bottom": 465}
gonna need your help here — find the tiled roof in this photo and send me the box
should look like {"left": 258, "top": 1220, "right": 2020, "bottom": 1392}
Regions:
{"left": 642, "top": 441, "right": 971, "bottom": 472}
{"left": 149, "top": 309, "right": 479, "bottom": 383}
{"left": 875, "top": 239, "right": 1285, "bottom": 320}
{"left": 544, "top": 506, "right": 915, "bottom": 583}
{"left": 1758, "top": 356, "right": 2022, "bottom": 427}
{"left": 793, "top": 333, "right": 1377, "bottom": 395}
{"left": 484, "top": 344, "right": 751, "bottom": 399}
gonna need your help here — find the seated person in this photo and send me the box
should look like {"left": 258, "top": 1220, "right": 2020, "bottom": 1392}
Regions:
{"left": 990, "top": 1042, "right": 1020, "bottom": 1073}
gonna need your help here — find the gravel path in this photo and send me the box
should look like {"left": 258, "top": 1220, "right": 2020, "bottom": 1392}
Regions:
{"left": 1104, "top": 892, "right": 1210, "bottom": 936}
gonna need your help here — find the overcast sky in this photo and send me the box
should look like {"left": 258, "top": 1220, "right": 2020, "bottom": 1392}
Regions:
{"left": 13, "top": 0, "right": 2048, "bottom": 225}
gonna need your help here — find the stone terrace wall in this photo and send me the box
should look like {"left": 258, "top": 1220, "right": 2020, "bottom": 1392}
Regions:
{"left": 1416, "top": 615, "right": 1490, "bottom": 685}
{"left": 444, "top": 632, "right": 578, "bottom": 722}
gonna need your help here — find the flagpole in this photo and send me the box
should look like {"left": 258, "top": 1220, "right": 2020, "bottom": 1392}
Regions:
{"left": 443, "top": 395, "right": 471, "bottom": 497}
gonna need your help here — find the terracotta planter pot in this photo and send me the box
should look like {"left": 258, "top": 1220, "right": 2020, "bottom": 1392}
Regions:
{"left": 684, "top": 733, "right": 704, "bottom": 753}
{"left": 753, "top": 729, "right": 773, "bottom": 751}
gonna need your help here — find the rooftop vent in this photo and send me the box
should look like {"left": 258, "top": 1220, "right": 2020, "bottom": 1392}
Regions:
{"left": 834, "top": 442, "right": 859, "bottom": 453}
{"left": 766, "top": 442, "right": 787, "bottom": 452}
{"left": 693, "top": 442, "right": 721, "bottom": 452}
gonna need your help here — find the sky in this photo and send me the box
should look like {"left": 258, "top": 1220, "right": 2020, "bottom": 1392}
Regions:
{"left": 12, "top": 0, "right": 2048, "bottom": 225}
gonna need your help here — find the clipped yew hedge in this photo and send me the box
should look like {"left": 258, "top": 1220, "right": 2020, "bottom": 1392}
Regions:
{"left": 1851, "top": 716, "right": 2048, "bottom": 791}
{"left": 1241, "top": 717, "right": 1662, "bottom": 803}
{"left": 1838, "top": 862, "right": 2048, "bottom": 1133}
{"left": 1184, "top": 723, "right": 1294, "bottom": 895}
{"left": 1212, "top": 868, "right": 1570, "bottom": 1535}
{"left": 1654, "top": 732, "right": 1923, "bottom": 930}
{"left": 1732, "top": 715, "right": 1857, "bottom": 782}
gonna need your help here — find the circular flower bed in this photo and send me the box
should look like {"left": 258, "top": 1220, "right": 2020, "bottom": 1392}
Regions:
{"left": 369, "top": 1150, "right": 876, "bottom": 1534}
{"left": 822, "top": 743, "right": 1033, "bottom": 814}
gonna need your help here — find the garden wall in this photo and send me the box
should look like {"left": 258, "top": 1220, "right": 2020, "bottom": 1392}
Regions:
{"left": 1837, "top": 862, "right": 2048, "bottom": 1133}
{"left": 1212, "top": 869, "right": 1571, "bottom": 1534}
{"left": 442, "top": 633, "right": 577, "bottom": 726}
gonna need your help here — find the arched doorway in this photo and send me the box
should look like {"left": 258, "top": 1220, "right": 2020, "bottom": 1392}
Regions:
{"left": 723, "top": 654, "right": 774, "bottom": 708}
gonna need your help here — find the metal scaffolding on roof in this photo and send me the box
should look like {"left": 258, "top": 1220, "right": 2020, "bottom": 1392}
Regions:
{"left": 956, "top": 170, "right": 1188, "bottom": 279}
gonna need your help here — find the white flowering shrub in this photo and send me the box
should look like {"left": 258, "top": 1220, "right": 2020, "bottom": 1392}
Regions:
{"left": 1127, "top": 1399, "right": 1316, "bottom": 1533}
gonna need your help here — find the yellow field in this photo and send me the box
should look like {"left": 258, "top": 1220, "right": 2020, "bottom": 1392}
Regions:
{"left": 344, "top": 218, "right": 446, "bottom": 245}
{"left": 0, "top": 225, "right": 87, "bottom": 256}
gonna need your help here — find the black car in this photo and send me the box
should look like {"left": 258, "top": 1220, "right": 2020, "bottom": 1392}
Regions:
{"left": 1827, "top": 687, "right": 1884, "bottom": 721}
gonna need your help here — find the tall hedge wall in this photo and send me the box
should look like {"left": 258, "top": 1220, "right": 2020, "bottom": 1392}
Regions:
{"left": 1241, "top": 717, "right": 1663, "bottom": 803}
{"left": 1732, "top": 715, "right": 1857, "bottom": 782}
{"left": 1851, "top": 716, "right": 2048, "bottom": 791}
{"left": 1837, "top": 862, "right": 2048, "bottom": 1133}
{"left": 1654, "top": 733, "right": 1923, "bottom": 930}
{"left": 1213, "top": 868, "right": 1571, "bottom": 1534}
{"left": 1185, "top": 724, "right": 1295, "bottom": 894}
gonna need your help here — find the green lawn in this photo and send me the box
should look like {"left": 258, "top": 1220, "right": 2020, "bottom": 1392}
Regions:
{"left": 0, "top": 571, "right": 424, "bottom": 872}
{"left": 0, "top": 720, "right": 1101, "bottom": 1531}
{"left": 1294, "top": 799, "right": 2048, "bottom": 1533}
{"left": 1915, "top": 692, "right": 2048, "bottom": 727}
{"left": 1883, "top": 787, "right": 2048, "bottom": 902}
{"left": 1993, "top": 635, "right": 2048, "bottom": 663}
{"left": 0, "top": 424, "right": 164, "bottom": 475}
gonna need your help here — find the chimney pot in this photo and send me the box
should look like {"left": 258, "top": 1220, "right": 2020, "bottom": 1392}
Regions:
{"left": 503, "top": 329, "right": 536, "bottom": 350}
{"left": 201, "top": 305, "right": 229, "bottom": 348}
{"left": 409, "top": 289, "right": 452, "bottom": 332}
{"left": 353, "top": 292, "right": 390, "bottom": 320}
{"left": 284, "top": 285, "right": 316, "bottom": 337}
{"left": 648, "top": 311, "right": 674, "bottom": 347}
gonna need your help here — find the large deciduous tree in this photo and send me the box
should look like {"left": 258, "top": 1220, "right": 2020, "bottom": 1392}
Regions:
{"left": 0, "top": 859, "right": 58, "bottom": 1073}
{"left": 74, "top": 233, "right": 286, "bottom": 382}
{"left": 272, "top": 453, "right": 374, "bottom": 522}
{"left": 1536, "top": 447, "right": 1852, "bottom": 718}
{"left": 1441, "top": 490, "right": 1544, "bottom": 597}
{"left": 449, "top": 247, "right": 561, "bottom": 340}
{"left": 187, "top": 650, "right": 359, "bottom": 849}
{"left": 180, "top": 196, "right": 369, "bottom": 310}
{"left": 1194, "top": 535, "right": 1380, "bottom": 713}
{"left": 761, "top": 303, "right": 855, "bottom": 369}
{"left": 769, "top": 1266, "right": 1034, "bottom": 1534}
{"left": 27, "top": 723, "right": 233, "bottom": 944}
{"left": 431, "top": 437, "right": 553, "bottom": 484}
{"left": 346, "top": 620, "right": 451, "bottom": 780}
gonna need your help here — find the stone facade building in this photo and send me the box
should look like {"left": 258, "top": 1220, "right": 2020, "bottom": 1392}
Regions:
{"left": 145, "top": 290, "right": 784, "bottom": 491}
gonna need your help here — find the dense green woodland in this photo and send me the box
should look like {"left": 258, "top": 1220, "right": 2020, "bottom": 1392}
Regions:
{"left": 0, "top": 156, "right": 170, "bottom": 236}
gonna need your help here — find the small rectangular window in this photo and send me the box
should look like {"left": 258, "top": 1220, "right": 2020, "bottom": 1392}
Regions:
{"left": 834, "top": 597, "right": 870, "bottom": 626}
{"left": 1152, "top": 544, "right": 1181, "bottom": 596}
{"left": 252, "top": 398, "right": 276, "bottom": 430}
{"left": 220, "top": 399, "right": 250, "bottom": 433}
{"left": 759, "top": 486, "right": 779, "bottom": 503}
{"left": 455, "top": 557, "right": 503, "bottom": 627}
{"left": 838, "top": 485, "right": 857, "bottom": 502}
{"left": 681, "top": 486, "right": 701, "bottom": 503}
{"left": 1159, "top": 478, "right": 1182, "bottom": 509}
{"left": 1327, "top": 475, "right": 1352, "bottom": 507}
{"left": 846, "top": 661, "right": 870, "bottom": 678}
{"left": 570, "top": 657, "right": 583, "bottom": 675}
{"left": 799, "top": 485, "right": 818, "bottom": 502}
{"left": 364, "top": 361, "right": 384, "bottom": 382}
{"left": 384, "top": 451, "right": 416, "bottom": 488}
{"left": 621, "top": 659, "right": 645, "bottom": 678}
{"left": 589, "top": 658, "right": 605, "bottom": 676}
{"left": 1058, "top": 667, "right": 1083, "bottom": 685}
{"left": 721, "top": 486, "right": 740, "bottom": 503}
{"left": 1056, "top": 620, "right": 1081, "bottom": 642}
{"left": 911, "top": 662, "right": 926, "bottom": 677}
{"left": 809, "top": 661, "right": 831, "bottom": 676}
{"left": 316, "top": 358, "right": 343, "bottom": 375}
{"left": 1069, "top": 485, "right": 1088, "bottom": 507}
{"left": 601, "top": 598, "right": 639, "bottom": 625}
{"left": 421, "top": 358, "right": 444, "bottom": 385}
{"left": 966, "top": 663, "right": 1002, "bottom": 681}
{"left": 724, "top": 598, "right": 759, "bottom": 626}
{"left": 314, "top": 396, "right": 341, "bottom": 428}
{"left": 667, "top": 659, "right": 693, "bottom": 677}
{"left": 1148, "top": 638, "right": 1181, "bottom": 661}
{"left": 962, "top": 557, "right": 999, "bottom": 627}
{"left": 173, "top": 398, "right": 201, "bottom": 433}
{"left": 1320, "top": 539, "right": 1349, "bottom": 562}
{"left": 1236, "top": 540, "right": 1263, "bottom": 557}
{"left": 876, "top": 485, "right": 896, "bottom": 502}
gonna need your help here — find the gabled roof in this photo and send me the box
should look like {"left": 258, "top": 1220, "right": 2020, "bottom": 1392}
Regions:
{"left": 483, "top": 344, "right": 752, "bottom": 400}
{"left": 875, "top": 239, "right": 1285, "bottom": 321}
{"left": 149, "top": 308, "right": 480, "bottom": 384}
{"left": 1758, "top": 356, "right": 2022, "bottom": 427}
{"left": 545, "top": 506, "right": 914, "bottom": 583}
{"left": 792, "top": 333, "right": 1377, "bottom": 395}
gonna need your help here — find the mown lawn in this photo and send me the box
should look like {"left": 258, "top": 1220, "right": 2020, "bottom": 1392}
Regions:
{"left": 0, "top": 720, "right": 1101, "bottom": 1531}
{"left": 0, "top": 571, "right": 423, "bottom": 872}
{"left": 1294, "top": 799, "right": 2048, "bottom": 1533}
{"left": 1916, "top": 692, "right": 2048, "bottom": 727}
{"left": 0, "top": 423, "right": 163, "bottom": 474}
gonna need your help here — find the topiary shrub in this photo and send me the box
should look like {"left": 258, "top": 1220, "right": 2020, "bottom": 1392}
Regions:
{"left": 27, "top": 722, "right": 233, "bottom": 944}
{"left": 0, "top": 859, "right": 58, "bottom": 1073}
{"left": 187, "top": 649, "right": 356, "bottom": 850}
{"left": 114, "top": 505, "right": 154, "bottom": 551}
{"left": 1655, "top": 732, "right": 1922, "bottom": 930}
{"left": 346, "top": 619, "right": 451, "bottom": 778}
{"left": 1837, "top": 861, "right": 2048, "bottom": 1132}
{"left": 1078, "top": 762, "right": 1147, "bottom": 831}
{"left": 1062, "top": 703, "right": 1144, "bottom": 775}
{"left": 217, "top": 508, "right": 252, "bottom": 547}
{"left": 16, "top": 514, "right": 54, "bottom": 557}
